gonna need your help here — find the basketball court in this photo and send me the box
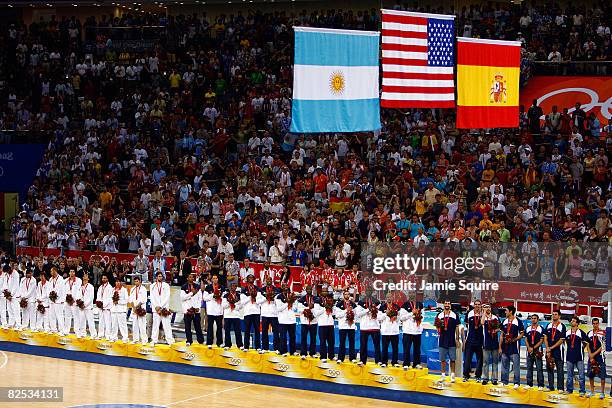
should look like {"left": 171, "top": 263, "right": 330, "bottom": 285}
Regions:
{"left": 1, "top": 351, "right": 433, "bottom": 408}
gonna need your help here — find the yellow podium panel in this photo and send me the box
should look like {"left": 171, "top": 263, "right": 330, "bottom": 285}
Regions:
{"left": 0, "top": 330, "right": 609, "bottom": 408}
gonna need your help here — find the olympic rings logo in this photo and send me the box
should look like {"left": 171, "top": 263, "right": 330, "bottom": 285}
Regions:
{"left": 276, "top": 363, "right": 290, "bottom": 372}
{"left": 228, "top": 358, "right": 242, "bottom": 366}
{"left": 378, "top": 375, "right": 394, "bottom": 384}
{"left": 536, "top": 87, "right": 612, "bottom": 120}
{"left": 325, "top": 369, "right": 341, "bottom": 378}
{"left": 182, "top": 351, "right": 195, "bottom": 361}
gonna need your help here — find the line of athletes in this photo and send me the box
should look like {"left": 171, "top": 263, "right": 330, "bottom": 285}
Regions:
{"left": 437, "top": 301, "right": 608, "bottom": 400}
{"left": 2, "top": 265, "right": 609, "bottom": 399}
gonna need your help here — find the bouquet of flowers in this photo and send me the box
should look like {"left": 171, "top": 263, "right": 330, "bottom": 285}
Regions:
{"left": 48, "top": 291, "right": 58, "bottom": 303}
{"left": 65, "top": 294, "right": 75, "bottom": 306}
{"left": 324, "top": 298, "right": 334, "bottom": 314}
{"left": 413, "top": 310, "right": 423, "bottom": 326}
{"left": 3, "top": 289, "right": 12, "bottom": 301}
{"left": 20, "top": 298, "right": 28, "bottom": 309}
{"left": 134, "top": 305, "right": 147, "bottom": 317}
{"left": 95, "top": 300, "right": 103, "bottom": 309}
{"left": 530, "top": 348, "right": 543, "bottom": 360}
{"left": 369, "top": 305, "right": 378, "bottom": 319}
{"left": 287, "top": 292, "right": 297, "bottom": 308}
{"left": 227, "top": 292, "right": 239, "bottom": 311}
{"left": 387, "top": 306, "right": 398, "bottom": 321}
{"left": 303, "top": 307, "right": 315, "bottom": 322}
{"left": 590, "top": 359, "right": 601, "bottom": 377}
{"left": 346, "top": 308, "right": 355, "bottom": 326}
{"left": 160, "top": 308, "right": 172, "bottom": 317}
{"left": 546, "top": 354, "right": 555, "bottom": 370}
{"left": 185, "top": 307, "right": 197, "bottom": 316}
{"left": 434, "top": 317, "right": 444, "bottom": 331}
{"left": 112, "top": 291, "right": 120, "bottom": 305}
{"left": 37, "top": 304, "right": 46, "bottom": 314}
{"left": 487, "top": 319, "right": 500, "bottom": 334}
{"left": 76, "top": 299, "right": 85, "bottom": 310}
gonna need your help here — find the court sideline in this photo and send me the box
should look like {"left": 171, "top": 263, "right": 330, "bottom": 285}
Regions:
{"left": 0, "top": 351, "right": 433, "bottom": 408}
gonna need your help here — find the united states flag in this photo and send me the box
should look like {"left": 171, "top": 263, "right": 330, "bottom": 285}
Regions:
{"left": 381, "top": 10, "right": 456, "bottom": 108}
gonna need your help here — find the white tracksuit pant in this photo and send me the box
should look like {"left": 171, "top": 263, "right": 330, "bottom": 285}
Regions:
{"left": 21, "top": 302, "right": 36, "bottom": 329}
{"left": 36, "top": 307, "right": 50, "bottom": 331}
{"left": 48, "top": 303, "right": 65, "bottom": 334}
{"left": 0, "top": 298, "right": 7, "bottom": 326}
{"left": 64, "top": 304, "right": 78, "bottom": 333}
{"left": 76, "top": 308, "right": 97, "bottom": 337}
{"left": 98, "top": 309, "right": 112, "bottom": 339}
{"left": 7, "top": 299, "right": 21, "bottom": 328}
{"left": 132, "top": 315, "right": 148, "bottom": 344}
{"left": 110, "top": 312, "right": 128, "bottom": 341}
{"left": 151, "top": 313, "right": 174, "bottom": 344}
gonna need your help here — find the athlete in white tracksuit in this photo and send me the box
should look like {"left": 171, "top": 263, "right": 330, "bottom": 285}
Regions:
{"left": 150, "top": 272, "right": 174, "bottom": 345}
{"left": 96, "top": 276, "right": 113, "bottom": 340}
{"left": 110, "top": 280, "right": 129, "bottom": 342}
{"left": 128, "top": 276, "right": 148, "bottom": 344}
{"left": 0, "top": 266, "right": 7, "bottom": 327}
{"left": 63, "top": 270, "right": 82, "bottom": 334}
{"left": 4, "top": 267, "right": 22, "bottom": 328}
{"left": 75, "top": 274, "right": 96, "bottom": 338}
{"left": 35, "top": 275, "right": 50, "bottom": 332}
{"left": 18, "top": 269, "right": 37, "bottom": 329}
{"left": 48, "top": 268, "right": 66, "bottom": 335}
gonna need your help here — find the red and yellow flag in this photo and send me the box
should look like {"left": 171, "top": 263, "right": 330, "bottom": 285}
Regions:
{"left": 456, "top": 38, "right": 521, "bottom": 129}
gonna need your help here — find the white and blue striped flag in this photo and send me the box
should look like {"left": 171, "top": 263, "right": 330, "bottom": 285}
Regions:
{"left": 290, "top": 27, "right": 381, "bottom": 133}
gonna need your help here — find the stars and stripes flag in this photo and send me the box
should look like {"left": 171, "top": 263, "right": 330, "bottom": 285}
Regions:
{"left": 381, "top": 10, "right": 456, "bottom": 108}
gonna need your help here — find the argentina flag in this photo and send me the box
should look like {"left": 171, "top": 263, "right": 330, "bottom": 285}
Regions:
{"left": 290, "top": 27, "right": 381, "bottom": 133}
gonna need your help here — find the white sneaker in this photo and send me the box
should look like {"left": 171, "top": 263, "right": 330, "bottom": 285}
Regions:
{"left": 208, "top": 345, "right": 212, "bottom": 349}
{"left": 416, "top": 364, "right": 423, "bottom": 369}
{"left": 259, "top": 350, "right": 265, "bottom": 354}
{"left": 224, "top": 346, "right": 229, "bottom": 351}
{"left": 380, "top": 363, "right": 387, "bottom": 367}
{"left": 394, "top": 364, "right": 400, "bottom": 368}
{"left": 351, "top": 359, "right": 358, "bottom": 364}
{"left": 282, "top": 353, "right": 289, "bottom": 357}
{"left": 357, "top": 361, "right": 364, "bottom": 366}
{"left": 293, "top": 352, "right": 300, "bottom": 356}
{"left": 513, "top": 384, "right": 520, "bottom": 390}
{"left": 523, "top": 385, "right": 531, "bottom": 390}
{"left": 537, "top": 386, "right": 544, "bottom": 391}
{"left": 450, "top": 373, "right": 456, "bottom": 383}
{"left": 403, "top": 365, "right": 409, "bottom": 370}
{"left": 321, "top": 358, "right": 327, "bottom": 363}
{"left": 301, "top": 355, "right": 306, "bottom": 360}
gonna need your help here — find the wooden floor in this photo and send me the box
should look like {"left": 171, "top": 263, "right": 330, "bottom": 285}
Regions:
{"left": 1, "top": 351, "right": 434, "bottom": 408}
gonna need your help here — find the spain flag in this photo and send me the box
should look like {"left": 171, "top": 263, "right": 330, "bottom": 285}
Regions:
{"left": 456, "top": 37, "right": 521, "bottom": 129}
